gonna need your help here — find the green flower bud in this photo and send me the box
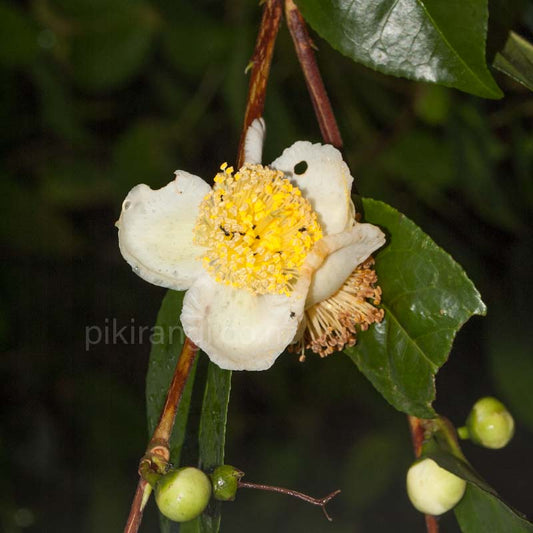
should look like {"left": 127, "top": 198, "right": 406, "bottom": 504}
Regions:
{"left": 464, "top": 396, "right": 515, "bottom": 449}
{"left": 406, "top": 458, "right": 466, "bottom": 516}
{"left": 155, "top": 467, "right": 212, "bottom": 522}
{"left": 210, "top": 465, "right": 244, "bottom": 501}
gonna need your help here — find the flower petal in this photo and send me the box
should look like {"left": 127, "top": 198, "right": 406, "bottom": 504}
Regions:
{"left": 181, "top": 273, "right": 306, "bottom": 371}
{"left": 305, "top": 222, "right": 386, "bottom": 307}
{"left": 244, "top": 117, "right": 266, "bottom": 164}
{"left": 117, "top": 171, "right": 210, "bottom": 290}
{"left": 271, "top": 141, "right": 354, "bottom": 235}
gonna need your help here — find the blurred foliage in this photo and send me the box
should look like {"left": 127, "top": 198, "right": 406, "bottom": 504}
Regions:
{"left": 1, "top": 0, "right": 532, "bottom": 532}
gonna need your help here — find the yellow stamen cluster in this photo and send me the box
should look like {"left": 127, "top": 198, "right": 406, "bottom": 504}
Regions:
{"left": 193, "top": 163, "right": 322, "bottom": 295}
{"left": 291, "top": 257, "right": 384, "bottom": 359}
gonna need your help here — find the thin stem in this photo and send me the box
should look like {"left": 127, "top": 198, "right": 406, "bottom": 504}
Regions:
{"left": 123, "top": 340, "right": 199, "bottom": 533}
{"left": 407, "top": 416, "right": 440, "bottom": 533}
{"left": 123, "top": 2, "right": 284, "bottom": 531}
{"left": 238, "top": 480, "right": 341, "bottom": 522}
{"left": 237, "top": 0, "right": 283, "bottom": 167}
{"left": 407, "top": 415, "right": 428, "bottom": 457}
{"left": 425, "top": 514, "right": 440, "bottom": 533}
{"left": 148, "top": 338, "right": 199, "bottom": 456}
{"left": 124, "top": 479, "right": 152, "bottom": 533}
{"left": 285, "top": 0, "right": 342, "bottom": 148}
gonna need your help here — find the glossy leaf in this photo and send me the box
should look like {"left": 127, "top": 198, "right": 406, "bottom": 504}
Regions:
{"left": 345, "top": 199, "right": 486, "bottom": 417}
{"left": 146, "top": 290, "right": 198, "bottom": 533}
{"left": 494, "top": 32, "right": 533, "bottom": 91}
{"left": 427, "top": 449, "right": 533, "bottom": 531}
{"left": 455, "top": 484, "right": 533, "bottom": 532}
{"left": 297, "top": 0, "right": 503, "bottom": 98}
{"left": 182, "top": 364, "right": 232, "bottom": 533}
{"left": 147, "top": 289, "right": 232, "bottom": 533}
{"left": 426, "top": 449, "right": 496, "bottom": 497}
{"left": 198, "top": 364, "right": 232, "bottom": 472}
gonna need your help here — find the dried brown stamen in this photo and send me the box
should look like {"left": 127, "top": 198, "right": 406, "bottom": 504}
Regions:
{"left": 291, "top": 257, "right": 384, "bottom": 359}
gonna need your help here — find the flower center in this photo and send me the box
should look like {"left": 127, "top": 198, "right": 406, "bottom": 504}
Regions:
{"left": 193, "top": 163, "right": 322, "bottom": 295}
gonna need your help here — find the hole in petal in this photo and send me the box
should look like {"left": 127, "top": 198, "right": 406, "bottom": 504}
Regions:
{"left": 294, "top": 161, "right": 308, "bottom": 175}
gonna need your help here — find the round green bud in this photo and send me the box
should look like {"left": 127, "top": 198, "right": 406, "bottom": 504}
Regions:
{"left": 155, "top": 467, "right": 212, "bottom": 522}
{"left": 466, "top": 396, "right": 515, "bottom": 449}
{"left": 210, "top": 465, "right": 243, "bottom": 501}
{"left": 406, "top": 458, "right": 466, "bottom": 516}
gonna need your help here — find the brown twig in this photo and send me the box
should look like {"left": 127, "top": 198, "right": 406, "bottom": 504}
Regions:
{"left": 124, "top": 339, "right": 199, "bottom": 533}
{"left": 407, "top": 416, "right": 440, "bottom": 533}
{"left": 285, "top": 0, "right": 342, "bottom": 148}
{"left": 237, "top": 0, "right": 283, "bottom": 167}
{"left": 148, "top": 338, "right": 199, "bottom": 454}
{"left": 123, "top": 3, "right": 284, "bottom": 532}
{"left": 124, "top": 479, "right": 151, "bottom": 533}
{"left": 238, "top": 480, "right": 341, "bottom": 522}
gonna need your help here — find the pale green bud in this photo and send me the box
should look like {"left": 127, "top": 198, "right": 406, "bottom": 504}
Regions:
{"left": 406, "top": 458, "right": 466, "bottom": 516}
{"left": 210, "top": 465, "right": 243, "bottom": 501}
{"left": 464, "top": 396, "right": 515, "bottom": 449}
{"left": 155, "top": 467, "right": 212, "bottom": 522}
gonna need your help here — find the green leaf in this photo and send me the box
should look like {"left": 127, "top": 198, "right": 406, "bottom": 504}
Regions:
{"left": 147, "top": 291, "right": 231, "bottom": 533}
{"left": 494, "top": 32, "right": 533, "bottom": 91}
{"left": 146, "top": 290, "right": 200, "bottom": 533}
{"left": 297, "top": 0, "right": 503, "bottom": 98}
{"left": 345, "top": 199, "right": 486, "bottom": 417}
{"left": 455, "top": 484, "right": 533, "bottom": 532}
{"left": 426, "top": 450, "right": 497, "bottom": 497}
{"left": 198, "top": 364, "right": 232, "bottom": 472}
{"left": 427, "top": 449, "right": 533, "bottom": 531}
{"left": 146, "top": 290, "right": 197, "bottom": 465}
{"left": 181, "top": 363, "right": 232, "bottom": 533}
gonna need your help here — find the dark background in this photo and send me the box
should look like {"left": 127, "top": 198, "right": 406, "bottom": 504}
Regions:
{"left": 1, "top": 1, "right": 533, "bottom": 531}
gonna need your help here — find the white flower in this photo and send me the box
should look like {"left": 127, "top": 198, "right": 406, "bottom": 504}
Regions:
{"left": 116, "top": 119, "right": 385, "bottom": 371}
